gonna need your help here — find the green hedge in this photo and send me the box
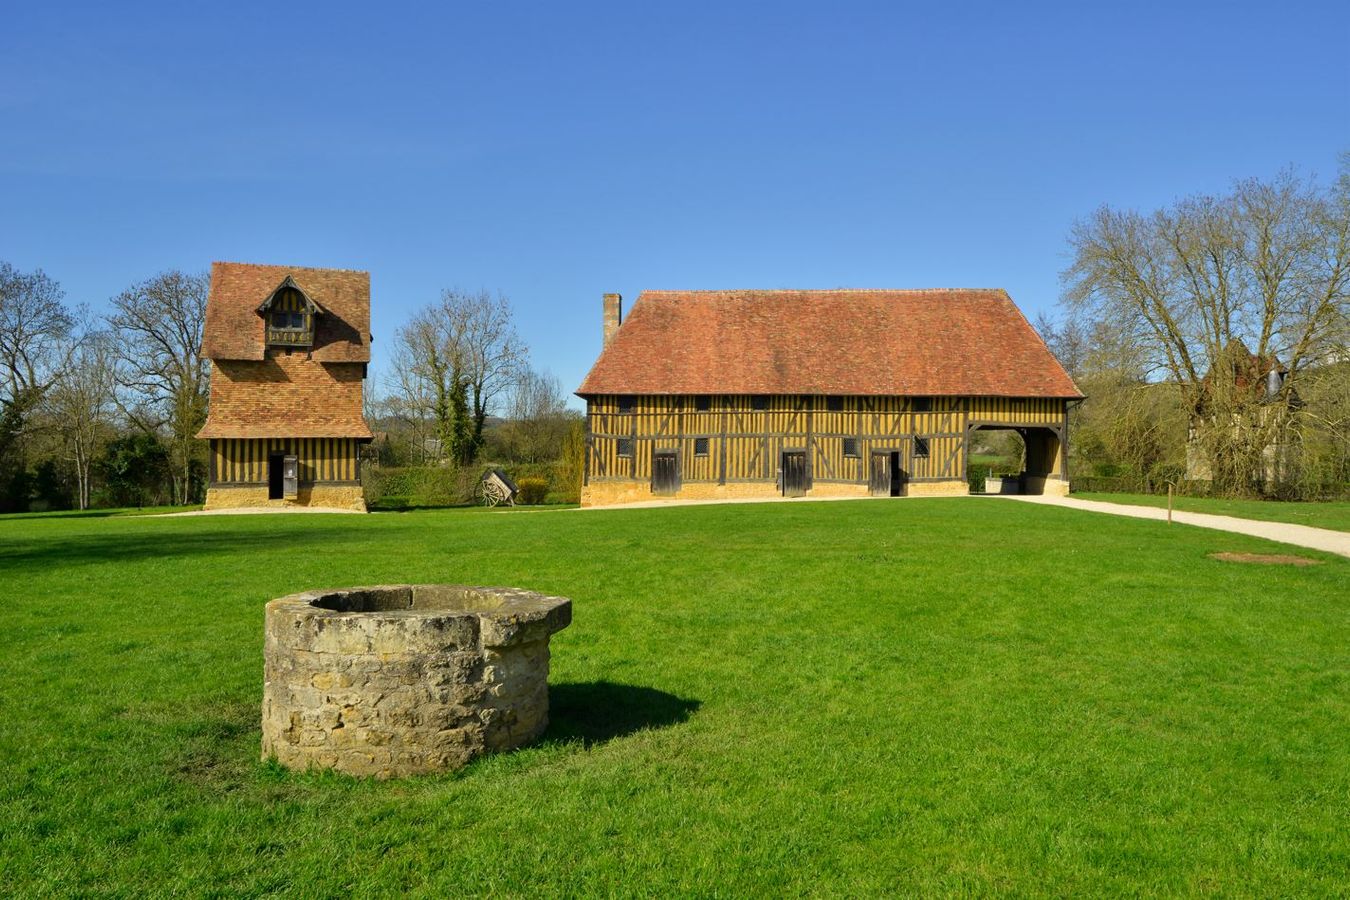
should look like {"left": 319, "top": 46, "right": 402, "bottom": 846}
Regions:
{"left": 363, "top": 461, "right": 581, "bottom": 509}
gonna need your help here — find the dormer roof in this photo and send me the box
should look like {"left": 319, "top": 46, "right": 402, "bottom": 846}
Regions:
{"left": 256, "top": 274, "right": 328, "bottom": 317}
{"left": 202, "top": 262, "right": 370, "bottom": 363}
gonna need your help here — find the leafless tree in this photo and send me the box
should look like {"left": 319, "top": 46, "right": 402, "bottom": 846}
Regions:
{"left": 49, "top": 311, "right": 117, "bottom": 508}
{"left": 444, "top": 289, "right": 526, "bottom": 453}
{"left": 388, "top": 289, "right": 526, "bottom": 465}
{"left": 107, "top": 270, "right": 209, "bottom": 505}
{"left": 0, "top": 263, "right": 73, "bottom": 459}
{"left": 494, "top": 368, "right": 572, "bottom": 463}
{"left": 1062, "top": 159, "right": 1350, "bottom": 494}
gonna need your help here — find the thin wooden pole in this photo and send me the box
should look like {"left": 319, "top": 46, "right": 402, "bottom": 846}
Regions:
{"left": 1168, "top": 484, "right": 1173, "bottom": 524}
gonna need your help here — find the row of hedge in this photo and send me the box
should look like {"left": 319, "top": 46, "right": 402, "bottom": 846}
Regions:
{"left": 362, "top": 462, "right": 581, "bottom": 509}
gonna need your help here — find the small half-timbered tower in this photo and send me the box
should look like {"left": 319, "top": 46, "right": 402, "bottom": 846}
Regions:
{"left": 197, "top": 262, "right": 373, "bottom": 511}
{"left": 576, "top": 289, "right": 1083, "bottom": 507}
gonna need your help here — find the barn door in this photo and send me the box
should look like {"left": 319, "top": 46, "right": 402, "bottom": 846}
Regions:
{"left": 652, "top": 450, "right": 679, "bottom": 495}
{"left": 781, "top": 451, "right": 809, "bottom": 497}
{"left": 283, "top": 455, "right": 299, "bottom": 499}
{"left": 869, "top": 452, "right": 890, "bottom": 496}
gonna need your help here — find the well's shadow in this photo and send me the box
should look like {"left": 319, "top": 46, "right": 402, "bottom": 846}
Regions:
{"left": 547, "top": 681, "right": 700, "bottom": 747}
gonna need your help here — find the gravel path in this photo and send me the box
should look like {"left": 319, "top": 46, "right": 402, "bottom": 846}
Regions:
{"left": 1001, "top": 494, "right": 1350, "bottom": 559}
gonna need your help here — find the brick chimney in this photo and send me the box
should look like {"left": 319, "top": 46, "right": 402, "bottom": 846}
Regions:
{"left": 603, "top": 293, "right": 623, "bottom": 347}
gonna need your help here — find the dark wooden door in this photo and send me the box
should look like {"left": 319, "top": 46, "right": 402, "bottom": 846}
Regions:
{"left": 782, "top": 451, "right": 809, "bottom": 497}
{"left": 869, "top": 452, "right": 890, "bottom": 496}
{"left": 652, "top": 450, "right": 679, "bottom": 495}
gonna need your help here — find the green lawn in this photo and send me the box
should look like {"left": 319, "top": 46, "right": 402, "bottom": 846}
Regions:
{"left": 2, "top": 500, "right": 1346, "bottom": 895}
{"left": 1072, "top": 491, "right": 1350, "bottom": 533}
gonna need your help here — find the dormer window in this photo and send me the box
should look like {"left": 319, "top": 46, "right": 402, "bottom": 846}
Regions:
{"left": 257, "top": 275, "right": 323, "bottom": 349}
{"left": 271, "top": 310, "right": 305, "bottom": 331}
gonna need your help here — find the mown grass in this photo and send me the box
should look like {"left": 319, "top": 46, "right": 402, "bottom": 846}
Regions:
{"left": 1072, "top": 491, "right": 1350, "bottom": 533}
{"left": 1, "top": 499, "right": 1346, "bottom": 895}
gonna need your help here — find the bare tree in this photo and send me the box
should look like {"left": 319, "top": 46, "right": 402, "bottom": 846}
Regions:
{"left": 388, "top": 289, "right": 526, "bottom": 465}
{"left": 444, "top": 290, "right": 526, "bottom": 454}
{"left": 1033, "top": 311, "right": 1089, "bottom": 380}
{"left": 0, "top": 262, "right": 73, "bottom": 461}
{"left": 49, "top": 312, "right": 117, "bottom": 509}
{"left": 1062, "top": 160, "right": 1350, "bottom": 494}
{"left": 495, "top": 368, "right": 571, "bottom": 463}
{"left": 107, "top": 270, "right": 209, "bottom": 505}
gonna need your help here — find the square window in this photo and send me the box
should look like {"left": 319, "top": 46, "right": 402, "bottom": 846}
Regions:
{"left": 842, "top": 437, "right": 859, "bottom": 458}
{"left": 695, "top": 395, "right": 711, "bottom": 412}
{"left": 695, "top": 437, "right": 709, "bottom": 456}
{"left": 827, "top": 396, "right": 845, "bottom": 412}
{"left": 751, "top": 396, "right": 768, "bottom": 411}
{"left": 617, "top": 396, "right": 636, "bottom": 414}
{"left": 617, "top": 437, "right": 634, "bottom": 457}
{"left": 912, "top": 397, "right": 931, "bottom": 413}
{"left": 913, "top": 437, "right": 930, "bottom": 458}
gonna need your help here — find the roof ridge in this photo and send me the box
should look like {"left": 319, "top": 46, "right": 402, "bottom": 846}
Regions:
{"left": 212, "top": 260, "right": 371, "bottom": 276}
{"left": 638, "top": 288, "right": 1009, "bottom": 295}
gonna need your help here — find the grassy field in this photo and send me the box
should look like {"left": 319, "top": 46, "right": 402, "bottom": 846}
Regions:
{"left": 1072, "top": 491, "right": 1350, "bottom": 533}
{"left": 2, "top": 500, "right": 1346, "bottom": 895}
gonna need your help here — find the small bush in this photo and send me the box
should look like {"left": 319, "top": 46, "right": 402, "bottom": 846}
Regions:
{"left": 967, "top": 462, "right": 991, "bottom": 493}
{"left": 516, "top": 476, "right": 549, "bottom": 505}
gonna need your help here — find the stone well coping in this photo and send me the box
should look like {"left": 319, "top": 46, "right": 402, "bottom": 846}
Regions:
{"left": 265, "top": 584, "right": 572, "bottom": 649}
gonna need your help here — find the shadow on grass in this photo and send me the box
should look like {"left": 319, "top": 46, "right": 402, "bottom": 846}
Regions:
{"left": 546, "top": 681, "right": 700, "bottom": 747}
{"left": 0, "top": 525, "right": 360, "bottom": 573}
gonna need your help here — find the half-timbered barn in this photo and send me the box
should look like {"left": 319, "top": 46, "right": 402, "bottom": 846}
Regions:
{"left": 196, "top": 262, "right": 373, "bottom": 511}
{"left": 576, "top": 289, "right": 1083, "bottom": 507}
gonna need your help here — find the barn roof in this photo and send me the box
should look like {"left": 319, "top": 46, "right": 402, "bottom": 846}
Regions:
{"left": 201, "top": 262, "right": 371, "bottom": 362}
{"left": 576, "top": 289, "right": 1083, "bottom": 398}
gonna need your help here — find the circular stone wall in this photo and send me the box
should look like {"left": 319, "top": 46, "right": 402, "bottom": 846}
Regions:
{"left": 262, "top": 584, "right": 572, "bottom": 778}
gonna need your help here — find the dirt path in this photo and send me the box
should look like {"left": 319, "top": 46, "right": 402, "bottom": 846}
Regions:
{"left": 1002, "top": 494, "right": 1350, "bottom": 559}
{"left": 151, "top": 506, "right": 364, "bottom": 517}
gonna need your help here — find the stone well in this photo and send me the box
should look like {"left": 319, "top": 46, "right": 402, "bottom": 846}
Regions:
{"left": 262, "top": 584, "right": 571, "bottom": 778}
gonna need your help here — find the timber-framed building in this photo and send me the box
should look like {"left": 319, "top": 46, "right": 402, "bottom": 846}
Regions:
{"left": 197, "top": 262, "right": 373, "bottom": 511}
{"left": 576, "top": 289, "right": 1082, "bottom": 507}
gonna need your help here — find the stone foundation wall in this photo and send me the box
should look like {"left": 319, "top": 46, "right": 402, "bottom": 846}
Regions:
{"left": 1025, "top": 476, "right": 1071, "bottom": 497}
{"left": 263, "top": 585, "right": 571, "bottom": 778}
{"left": 204, "top": 483, "right": 367, "bottom": 511}
{"left": 905, "top": 480, "right": 970, "bottom": 497}
{"left": 582, "top": 480, "right": 874, "bottom": 506}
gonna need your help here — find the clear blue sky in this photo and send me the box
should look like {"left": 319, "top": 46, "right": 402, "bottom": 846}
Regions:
{"left": 3, "top": 1, "right": 1346, "bottom": 408}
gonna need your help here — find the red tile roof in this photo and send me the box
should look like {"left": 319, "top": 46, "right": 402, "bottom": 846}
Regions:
{"left": 201, "top": 262, "right": 371, "bottom": 362}
{"left": 196, "top": 356, "right": 372, "bottom": 440}
{"left": 576, "top": 289, "right": 1083, "bottom": 398}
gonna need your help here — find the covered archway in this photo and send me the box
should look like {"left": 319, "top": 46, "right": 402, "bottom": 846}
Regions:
{"left": 969, "top": 424, "right": 1068, "bottom": 495}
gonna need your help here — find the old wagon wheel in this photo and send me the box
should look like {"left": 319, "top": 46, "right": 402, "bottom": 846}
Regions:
{"left": 478, "top": 479, "right": 506, "bottom": 507}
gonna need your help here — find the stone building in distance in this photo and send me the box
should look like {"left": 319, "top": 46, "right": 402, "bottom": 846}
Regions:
{"left": 576, "top": 289, "right": 1082, "bottom": 507}
{"left": 196, "top": 262, "right": 372, "bottom": 511}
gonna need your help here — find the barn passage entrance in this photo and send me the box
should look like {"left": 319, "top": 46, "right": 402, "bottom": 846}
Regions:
{"left": 651, "top": 450, "right": 680, "bottom": 495}
{"left": 969, "top": 425, "right": 1064, "bottom": 495}
{"left": 869, "top": 451, "right": 908, "bottom": 497}
{"left": 781, "top": 451, "right": 809, "bottom": 497}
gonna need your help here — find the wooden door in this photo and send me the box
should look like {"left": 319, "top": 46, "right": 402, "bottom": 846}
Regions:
{"left": 782, "top": 451, "right": 809, "bottom": 497}
{"left": 652, "top": 450, "right": 679, "bottom": 495}
{"left": 869, "top": 452, "right": 890, "bottom": 496}
{"left": 283, "top": 455, "right": 299, "bottom": 499}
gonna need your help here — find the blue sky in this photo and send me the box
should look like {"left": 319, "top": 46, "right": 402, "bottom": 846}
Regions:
{"left": 2, "top": 1, "right": 1347, "bottom": 408}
